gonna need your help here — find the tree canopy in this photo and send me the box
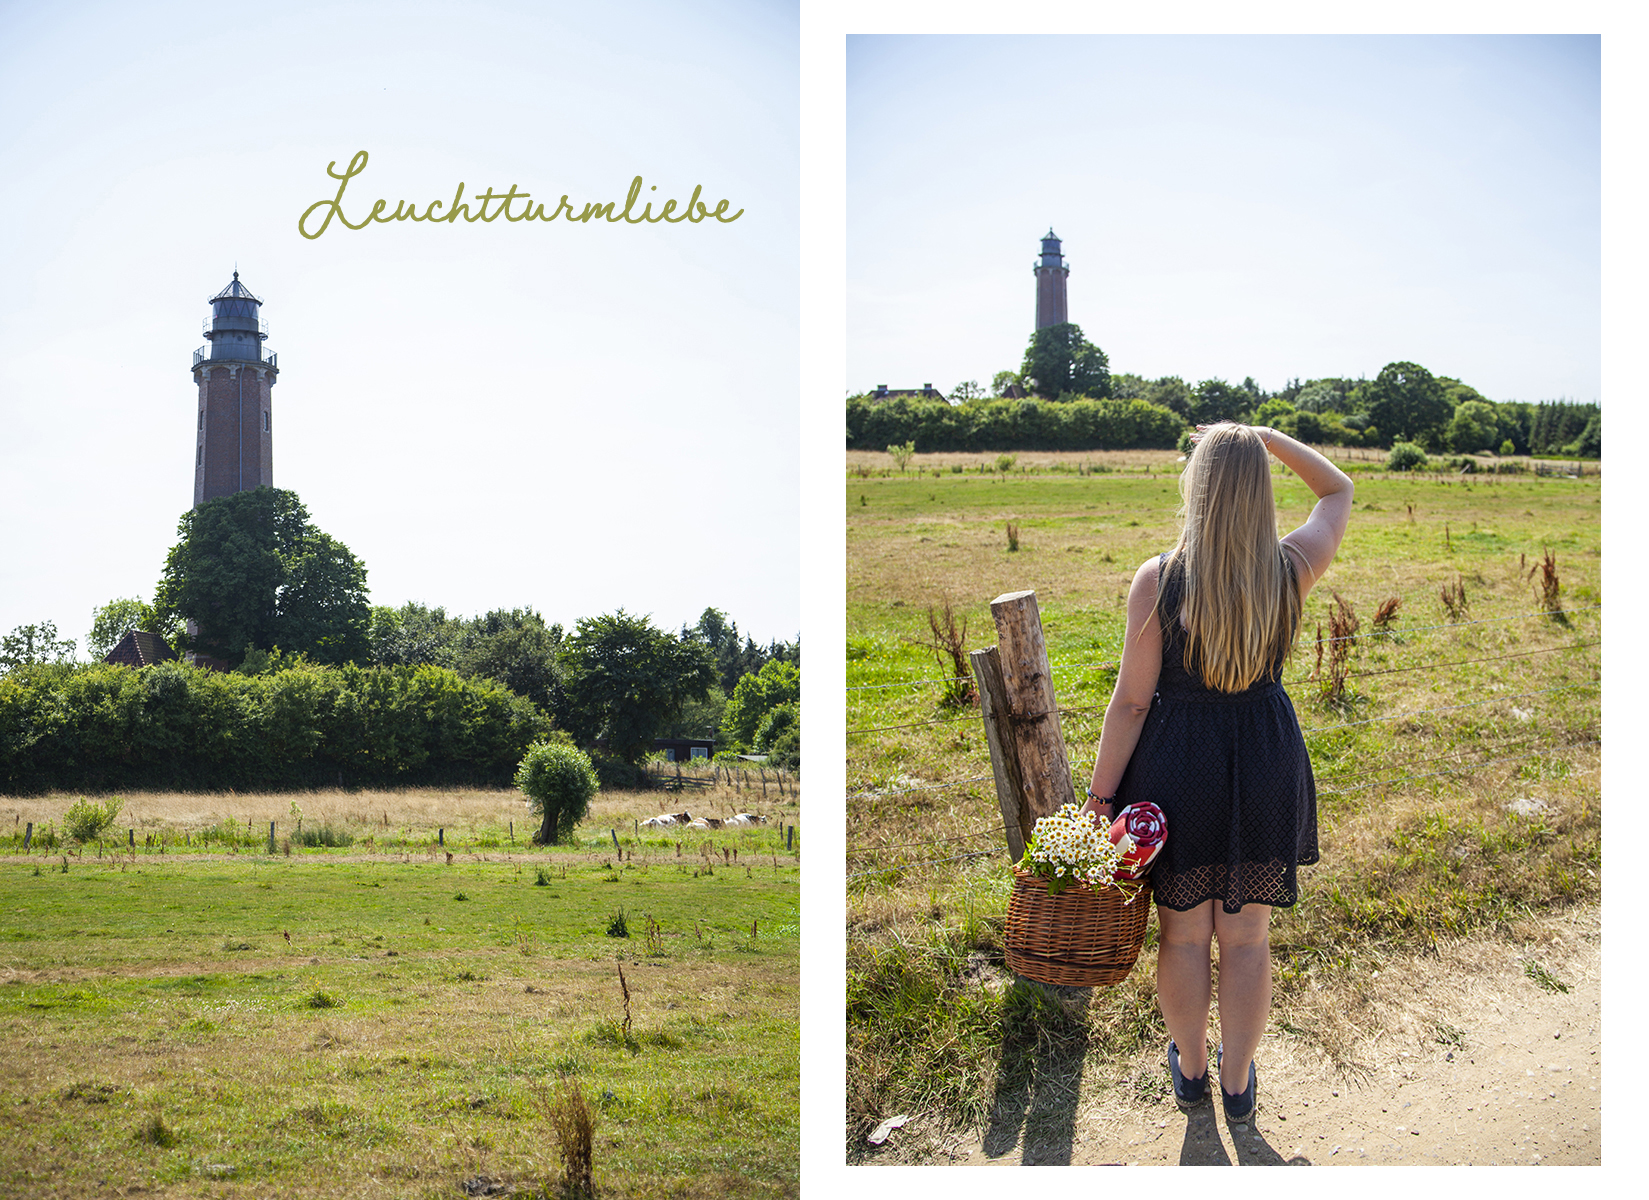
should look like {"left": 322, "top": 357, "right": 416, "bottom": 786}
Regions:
{"left": 153, "top": 487, "right": 370, "bottom": 669}
{"left": 0, "top": 621, "right": 77, "bottom": 673}
{"left": 86, "top": 598, "right": 177, "bottom": 661}
{"left": 559, "top": 610, "right": 715, "bottom": 764}
{"left": 1365, "top": 361, "right": 1451, "bottom": 449}
{"left": 1020, "top": 323, "right": 1111, "bottom": 399}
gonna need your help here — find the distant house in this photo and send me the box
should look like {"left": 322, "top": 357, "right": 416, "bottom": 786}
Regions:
{"left": 869, "top": 383, "right": 946, "bottom": 402}
{"left": 103, "top": 630, "right": 177, "bottom": 668}
{"left": 654, "top": 737, "right": 714, "bottom": 763}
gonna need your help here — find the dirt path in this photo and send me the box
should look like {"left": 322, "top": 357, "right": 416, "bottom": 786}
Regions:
{"left": 926, "top": 905, "right": 1601, "bottom": 1166}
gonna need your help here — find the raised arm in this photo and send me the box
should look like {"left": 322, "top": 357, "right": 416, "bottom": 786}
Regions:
{"left": 1082, "top": 556, "right": 1164, "bottom": 825}
{"left": 1252, "top": 426, "right": 1354, "bottom": 600}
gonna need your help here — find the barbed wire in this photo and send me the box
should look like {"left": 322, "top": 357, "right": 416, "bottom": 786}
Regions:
{"left": 846, "top": 825, "right": 1004, "bottom": 857}
{"left": 845, "top": 848, "right": 1003, "bottom": 883}
{"left": 847, "top": 636, "right": 1599, "bottom": 737}
{"left": 843, "top": 720, "right": 1598, "bottom": 883}
{"left": 846, "top": 603, "right": 1601, "bottom": 694}
{"left": 1302, "top": 682, "right": 1596, "bottom": 736}
{"left": 1342, "top": 640, "right": 1597, "bottom": 681}
{"left": 847, "top": 774, "right": 992, "bottom": 800}
{"left": 1319, "top": 737, "right": 1599, "bottom": 798}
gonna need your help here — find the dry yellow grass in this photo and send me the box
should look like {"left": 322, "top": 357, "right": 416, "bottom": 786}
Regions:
{"left": 4, "top": 777, "right": 802, "bottom": 845}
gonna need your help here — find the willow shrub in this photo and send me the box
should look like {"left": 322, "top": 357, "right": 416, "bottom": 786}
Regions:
{"left": 0, "top": 659, "right": 549, "bottom": 793}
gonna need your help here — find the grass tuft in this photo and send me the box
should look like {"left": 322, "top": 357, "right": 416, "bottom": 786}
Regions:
{"left": 135, "top": 1113, "right": 177, "bottom": 1147}
{"left": 544, "top": 1076, "right": 596, "bottom": 1197}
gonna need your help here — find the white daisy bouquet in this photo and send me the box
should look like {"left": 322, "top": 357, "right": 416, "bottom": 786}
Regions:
{"left": 1022, "top": 801, "right": 1130, "bottom": 897}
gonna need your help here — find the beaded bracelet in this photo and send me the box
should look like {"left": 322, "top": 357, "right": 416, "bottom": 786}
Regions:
{"left": 1085, "top": 788, "right": 1116, "bottom": 807}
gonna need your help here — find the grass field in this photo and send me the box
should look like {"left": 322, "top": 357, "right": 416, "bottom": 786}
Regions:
{"left": 845, "top": 448, "right": 1600, "bottom": 1159}
{"left": 0, "top": 781, "right": 801, "bottom": 1198}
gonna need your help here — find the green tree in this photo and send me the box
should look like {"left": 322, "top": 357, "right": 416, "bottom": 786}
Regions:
{"left": 753, "top": 700, "right": 798, "bottom": 753}
{"left": 153, "top": 488, "right": 370, "bottom": 668}
{"left": 87, "top": 598, "right": 179, "bottom": 661}
{"left": 1144, "top": 376, "right": 1194, "bottom": 420}
{"left": 720, "top": 658, "right": 801, "bottom": 750}
{"left": 455, "top": 608, "right": 565, "bottom": 717}
{"left": 1447, "top": 399, "right": 1501, "bottom": 454}
{"left": 0, "top": 621, "right": 77, "bottom": 673}
{"left": 1020, "top": 323, "right": 1111, "bottom": 399}
{"left": 1387, "top": 441, "right": 1428, "bottom": 471}
{"left": 887, "top": 440, "right": 916, "bottom": 472}
{"left": 1191, "top": 378, "right": 1251, "bottom": 425}
{"left": 951, "top": 380, "right": 984, "bottom": 402}
{"left": 515, "top": 740, "right": 598, "bottom": 845}
{"left": 559, "top": 610, "right": 715, "bottom": 764}
{"left": 368, "top": 602, "right": 463, "bottom": 669}
{"left": 989, "top": 370, "right": 1022, "bottom": 397}
{"left": 1365, "top": 361, "right": 1450, "bottom": 449}
{"left": 1293, "top": 380, "right": 1345, "bottom": 413}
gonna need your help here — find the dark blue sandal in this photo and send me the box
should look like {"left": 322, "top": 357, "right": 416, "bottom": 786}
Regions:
{"left": 1216, "top": 1045, "right": 1257, "bottom": 1123}
{"left": 1167, "top": 1040, "right": 1208, "bottom": 1108}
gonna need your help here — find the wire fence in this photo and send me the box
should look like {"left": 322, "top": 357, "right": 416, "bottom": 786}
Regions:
{"left": 845, "top": 603, "right": 1599, "bottom": 698}
{"left": 845, "top": 604, "right": 1602, "bottom": 886}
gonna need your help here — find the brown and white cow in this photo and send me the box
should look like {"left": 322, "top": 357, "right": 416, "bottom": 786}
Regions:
{"left": 688, "top": 817, "right": 725, "bottom": 830}
{"left": 724, "top": 813, "right": 767, "bottom": 826}
{"left": 641, "top": 811, "right": 692, "bottom": 828}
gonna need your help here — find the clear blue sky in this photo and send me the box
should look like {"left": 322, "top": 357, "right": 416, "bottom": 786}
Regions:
{"left": 847, "top": 35, "right": 1600, "bottom": 404}
{"left": 0, "top": 0, "right": 799, "bottom": 653}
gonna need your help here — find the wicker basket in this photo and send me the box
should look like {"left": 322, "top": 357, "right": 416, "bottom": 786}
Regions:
{"left": 1003, "top": 868, "right": 1153, "bottom": 988}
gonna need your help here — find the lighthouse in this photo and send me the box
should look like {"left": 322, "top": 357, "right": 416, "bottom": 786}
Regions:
{"left": 1033, "top": 229, "right": 1069, "bottom": 330}
{"left": 191, "top": 272, "right": 277, "bottom": 507}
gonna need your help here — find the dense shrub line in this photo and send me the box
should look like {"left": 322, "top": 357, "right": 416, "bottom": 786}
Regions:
{"left": 846, "top": 395, "right": 1186, "bottom": 452}
{"left": 0, "top": 659, "right": 548, "bottom": 794}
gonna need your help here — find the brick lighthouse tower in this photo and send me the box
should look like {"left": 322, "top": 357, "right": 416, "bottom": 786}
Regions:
{"left": 191, "top": 271, "right": 277, "bottom": 508}
{"left": 1033, "top": 229, "right": 1069, "bottom": 330}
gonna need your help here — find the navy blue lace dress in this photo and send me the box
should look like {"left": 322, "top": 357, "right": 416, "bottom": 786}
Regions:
{"left": 1112, "top": 553, "right": 1319, "bottom": 913}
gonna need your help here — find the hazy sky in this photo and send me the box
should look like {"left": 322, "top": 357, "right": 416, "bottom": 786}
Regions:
{"left": 847, "top": 35, "right": 1600, "bottom": 404}
{"left": 0, "top": 0, "right": 799, "bottom": 653}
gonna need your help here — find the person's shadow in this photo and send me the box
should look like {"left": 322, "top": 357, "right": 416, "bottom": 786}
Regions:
{"left": 981, "top": 979, "right": 1091, "bottom": 1164}
{"left": 1174, "top": 1101, "right": 1311, "bottom": 1165}
{"left": 982, "top": 979, "right": 1312, "bottom": 1166}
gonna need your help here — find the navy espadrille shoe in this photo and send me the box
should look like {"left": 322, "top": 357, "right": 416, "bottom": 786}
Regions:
{"left": 1167, "top": 1040, "right": 1208, "bottom": 1109}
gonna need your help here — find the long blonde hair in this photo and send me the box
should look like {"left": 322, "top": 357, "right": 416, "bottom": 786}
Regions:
{"left": 1168, "top": 423, "right": 1302, "bottom": 692}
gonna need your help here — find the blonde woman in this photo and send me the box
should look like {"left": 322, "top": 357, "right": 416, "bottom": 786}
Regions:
{"left": 1082, "top": 421, "right": 1353, "bottom": 1125}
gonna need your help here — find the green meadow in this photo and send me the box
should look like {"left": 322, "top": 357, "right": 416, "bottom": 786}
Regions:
{"left": 846, "top": 449, "right": 1600, "bottom": 1158}
{"left": 0, "top": 789, "right": 800, "bottom": 1198}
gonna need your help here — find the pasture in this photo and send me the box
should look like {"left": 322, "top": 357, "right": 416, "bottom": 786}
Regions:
{"left": 0, "top": 782, "right": 801, "bottom": 1198}
{"left": 845, "top": 448, "right": 1600, "bottom": 1159}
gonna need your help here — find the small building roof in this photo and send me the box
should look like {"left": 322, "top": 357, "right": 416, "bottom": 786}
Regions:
{"left": 103, "top": 630, "right": 177, "bottom": 668}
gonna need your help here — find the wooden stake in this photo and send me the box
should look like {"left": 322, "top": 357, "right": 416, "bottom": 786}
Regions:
{"left": 971, "top": 645, "right": 1027, "bottom": 862}
{"left": 982, "top": 586, "right": 1075, "bottom": 850}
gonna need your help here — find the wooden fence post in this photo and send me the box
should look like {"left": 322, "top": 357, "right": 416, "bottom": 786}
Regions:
{"left": 975, "top": 590, "right": 1077, "bottom": 862}
{"left": 970, "top": 646, "right": 1026, "bottom": 862}
{"left": 24, "top": 822, "right": 32, "bottom": 851}
{"left": 267, "top": 822, "right": 275, "bottom": 854}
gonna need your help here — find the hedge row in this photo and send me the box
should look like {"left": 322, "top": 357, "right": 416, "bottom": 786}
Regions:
{"left": 0, "top": 660, "right": 549, "bottom": 794}
{"left": 846, "top": 395, "right": 1186, "bottom": 452}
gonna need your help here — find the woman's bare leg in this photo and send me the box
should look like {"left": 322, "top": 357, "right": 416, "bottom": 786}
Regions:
{"left": 1155, "top": 900, "right": 1216, "bottom": 1079}
{"left": 1212, "top": 902, "right": 1273, "bottom": 1094}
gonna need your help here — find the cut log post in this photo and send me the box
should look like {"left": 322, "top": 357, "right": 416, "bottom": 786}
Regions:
{"left": 971, "top": 646, "right": 1026, "bottom": 862}
{"left": 977, "top": 590, "right": 1077, "bottom": 861}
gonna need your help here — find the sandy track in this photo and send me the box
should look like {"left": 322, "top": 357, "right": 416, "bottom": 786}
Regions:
{"left": 914, "top": 905, "right": 1601, "bottom": 1166}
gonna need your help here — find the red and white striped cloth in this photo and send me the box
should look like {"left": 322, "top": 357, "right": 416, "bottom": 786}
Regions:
{"left": 1108, "top": 801, "right": 1167, "bottom": 879}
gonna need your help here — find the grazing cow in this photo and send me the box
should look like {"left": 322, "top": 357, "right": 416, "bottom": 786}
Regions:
{"left": 688, "top": 817, "right": 724, "bottom": 830}
{"left": 724, "top": 813, "right": 766, "bottom": 826}
{"left": 641, "top": 811, "right": 692, "bottom": 828}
